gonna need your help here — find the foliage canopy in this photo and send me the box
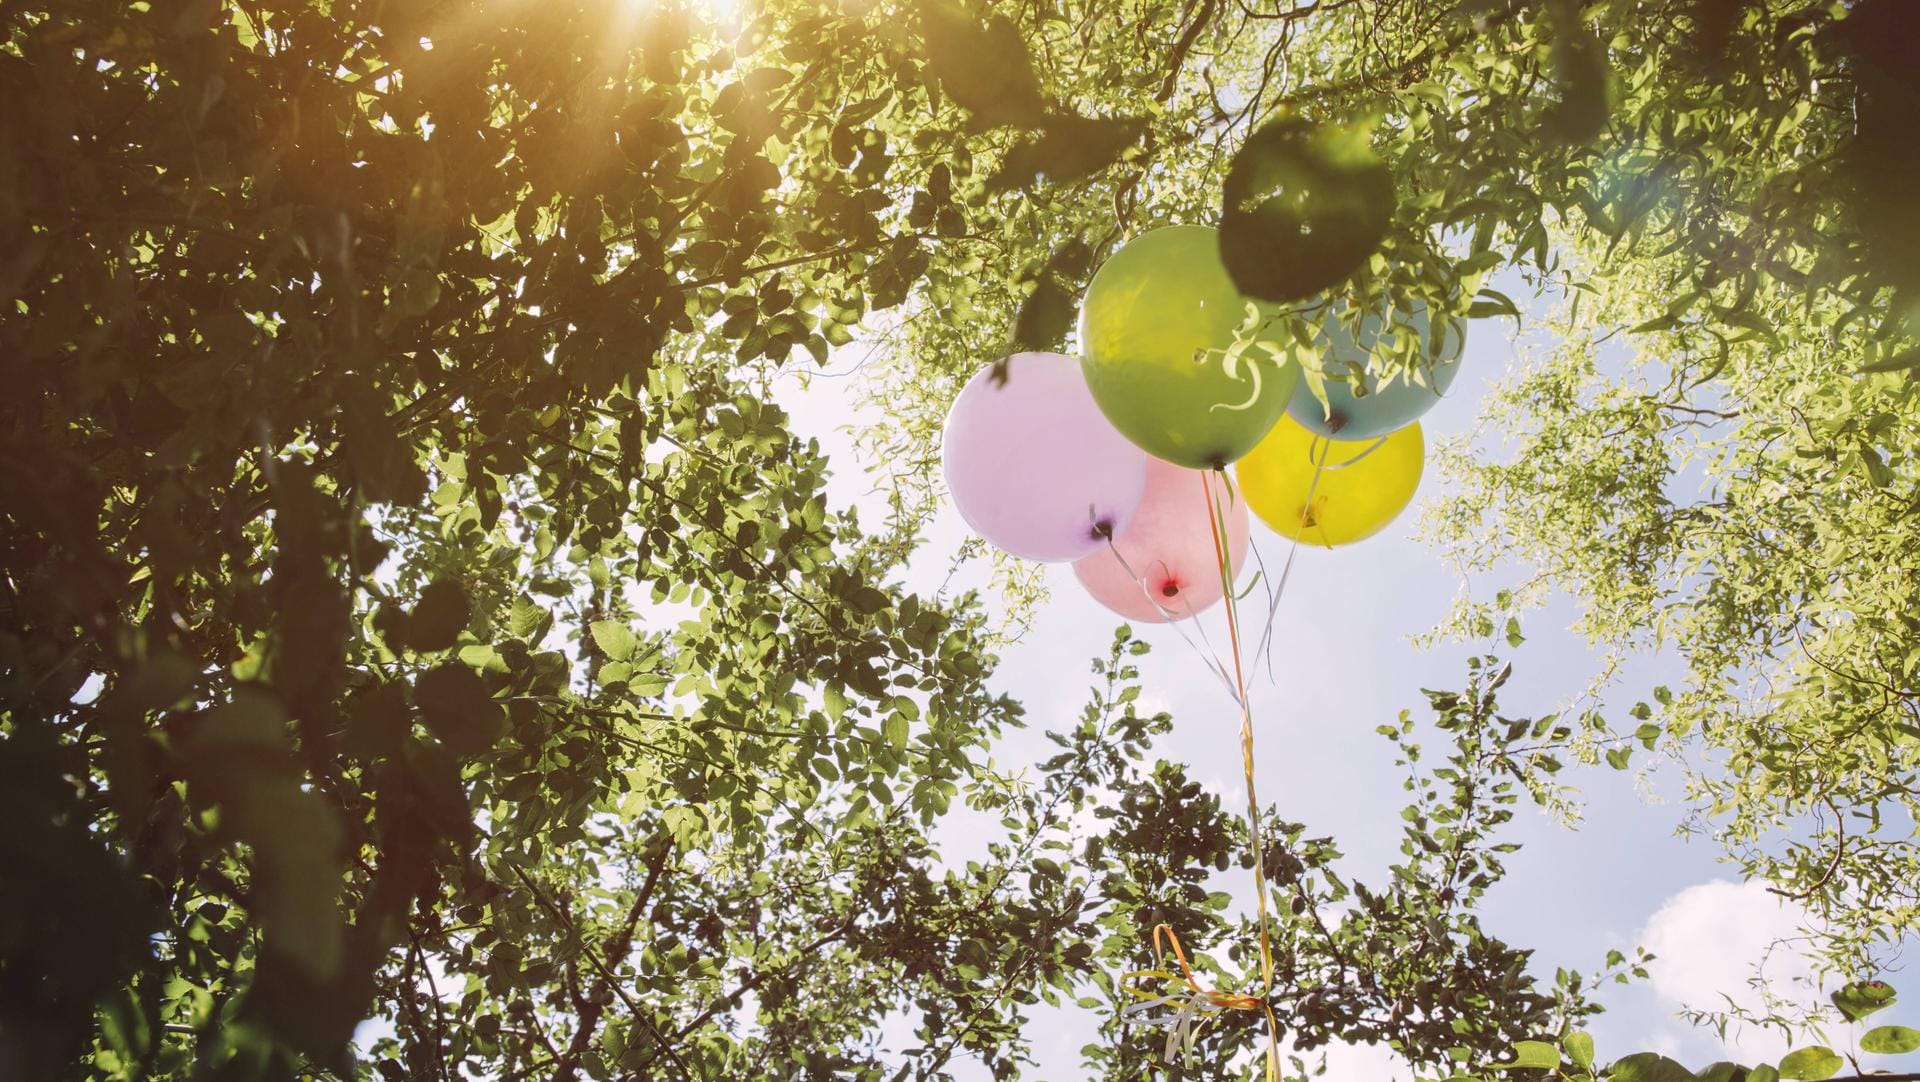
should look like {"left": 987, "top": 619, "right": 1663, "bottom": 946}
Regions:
{"left": 3, "top": 0, "right": 1917, "bottom": 1078}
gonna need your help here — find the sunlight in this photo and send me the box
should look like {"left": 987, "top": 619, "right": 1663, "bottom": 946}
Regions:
{"left": 621, "top": 0, "right": 742, "bottom": 26}
{"left": 700, "top": 0, "right": 745, "bottom": 32}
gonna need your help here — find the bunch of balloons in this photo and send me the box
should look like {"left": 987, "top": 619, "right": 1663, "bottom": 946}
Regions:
{"left": 941, "top": 224, "right": 1467, "bottom": 622}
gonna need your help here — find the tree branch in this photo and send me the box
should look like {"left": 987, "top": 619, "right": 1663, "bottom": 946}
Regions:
{"left": 550, "top": 838, "right": 675, "bottom": 1082}
{"left": 1157, "top": 0, "right": 1221, "bottom": 103}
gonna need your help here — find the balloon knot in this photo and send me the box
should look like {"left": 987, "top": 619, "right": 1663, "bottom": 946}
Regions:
{"left": 1300, "top": 496, "right": 1327, "bottom": 529}
{"left": 1161, "top": 583, "right": 1181, "bottom": 598}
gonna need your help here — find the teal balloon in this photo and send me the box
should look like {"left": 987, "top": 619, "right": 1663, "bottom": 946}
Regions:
{"left": 1287, "top": 299, "right": 1466, "bottom": 440}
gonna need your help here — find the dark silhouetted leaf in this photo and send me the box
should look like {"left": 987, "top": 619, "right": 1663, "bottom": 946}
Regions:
{"left": 1697, "top": 1062, "right": 1747, "bottom": 1082}
{"left": 1831, "top": 979, "right": 1897, "bottom": 1021}
{"left": 1469, "top": 289, "right": 1521, "bottom": 321}
{"left": 1219, "top": 117, "right": 1393, "bottom": 303}
{"left": 1611, "top": 1052, "right": 1699, "bottom": 1082}
{"left": 1862, "top": 348, "right": 1920, "bottom": 374}
{"left": 407, "top": 580, "right": 470, "bottom": 653}
{"left": 415, "top": 664, "right": 506, "bottom": 757}
{"left": 990, "top": 113, "right": 1144, "bottom": 191}
{"left": 920, "top": 2, "right": 1047, "bottom": 130}
{"left": 1013, "top": 276, "right": 1076, "bottom": 353}
{"left": 1544, "top": 0, "right": 1612, "bottom": 143}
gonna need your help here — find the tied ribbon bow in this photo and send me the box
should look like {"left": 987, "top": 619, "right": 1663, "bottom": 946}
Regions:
{"left": 1123, "top": 924, "right": 1282, "bottom": 1080}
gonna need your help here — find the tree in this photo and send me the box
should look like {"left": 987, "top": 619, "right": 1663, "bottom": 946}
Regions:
{"left": 4, "top": 0, "right": 1916, "bottom": 1078}
{"left": 1418, "top": 0, "right": 1920, "bottom": 975}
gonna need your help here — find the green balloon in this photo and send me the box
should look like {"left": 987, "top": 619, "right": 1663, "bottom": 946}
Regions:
{"left": 1078, "top": 225, "right": 1300, "bottom": 469}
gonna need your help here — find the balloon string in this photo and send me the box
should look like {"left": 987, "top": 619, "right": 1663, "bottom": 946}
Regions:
{"left": 1202, "top": 470, "right": 1281, "bottom": 1082}
{"left": 1113, "top": 461, "right": 1335, "bottom": 1078}
{"left": 1249, "top": 439, "right": 1329, "bottom": 677}
{"left": 1314, "top": 432, "right": 1391, "bottom": 470}
{"left": 1100, "top": 536, "right": 1241, "bottom": 699}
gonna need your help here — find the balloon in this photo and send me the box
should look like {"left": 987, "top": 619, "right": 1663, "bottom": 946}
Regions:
{"left": 1079, "top": 225, "right": 1301, "bottom": 470}
{"left": 942, "top": 352, "right": 1150, "bottom": 562}
{"left": 1236, "top": 414, "right": 1423, "bottom": 547}
{"left": 1072, "top": 458, "right": 1250, "bottom": 623}
{"left": 1287, "top": 298, "right": 1466, "bottom": 441}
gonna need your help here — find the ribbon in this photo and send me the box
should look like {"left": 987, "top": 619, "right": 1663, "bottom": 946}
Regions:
{"left": 1123, "top": 923, "right": 1283, "bottom": 1078}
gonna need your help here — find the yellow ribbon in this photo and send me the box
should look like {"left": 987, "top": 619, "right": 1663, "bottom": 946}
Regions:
{"left": 1124, "top": 923, "right": 1282, "bottom": 1079}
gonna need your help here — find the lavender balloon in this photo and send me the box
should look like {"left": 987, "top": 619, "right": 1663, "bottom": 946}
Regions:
{"left": 942, "top": 352, "right": 1150, "bottom": 562}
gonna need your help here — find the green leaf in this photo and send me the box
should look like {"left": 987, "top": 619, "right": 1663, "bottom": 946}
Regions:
{"left": 1609, "top": 1052, "right": 1699, "bottom": 1082}
{"left": 1566, "top": 1032, "right": 1596, "bottom": 1072}
{"left": 1831, "top": 980, "right": 1897, "bottom": 1022}
{"left": 848, "top": 586, "right": 890, "bottom": 615}
{"left": 1493, "top": 1041, "right": 1560, "bottom": 1070}
{"left": 591, "top": 619, "right": 637, "bottom": 661}
{"left": 1861, "top": 347, "right": 1920, "bottom": 373}
{"left": 1860, "top": 1026, "right": 1920, "bottom": 1055}
{"left": 510, "top": 597, "right": 554, "bottom": 643}
{"left": 1470, "top": 289, "right": 1522, "bottom": 322}
{"left": 823, "top": 682, "right": 851, "bottom": 720}
{"left": 663, "top": 805, "right": 707, "bottom": 849}
{"left": 1858, "top": 444, "right": 1893, "bottom": 488}
{"left": 1697, "top": 1063, "right": 1747, "bottom": 1082}
{"left": 1747, "top": 1067, "right": 1778, "bottom": 1082}
{"left": 1775, "top": 1047, "right": 1842, "bottom": 1081}
{"left": 883, "top": 709, "right": 910, "bottom": 753}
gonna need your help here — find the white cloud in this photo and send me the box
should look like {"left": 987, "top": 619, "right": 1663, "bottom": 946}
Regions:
{"left": 1639, "top": 879, "right": 1816, "bottom": 1063}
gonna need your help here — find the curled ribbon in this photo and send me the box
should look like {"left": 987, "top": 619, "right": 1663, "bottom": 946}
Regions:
{"left": 1123, "top": 923, "right": 1282, "bottom": 1079}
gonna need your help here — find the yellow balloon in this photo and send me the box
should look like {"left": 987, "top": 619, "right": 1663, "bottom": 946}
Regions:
{"left": 1236, "top": 415, "right": 1424, "bottom": 546}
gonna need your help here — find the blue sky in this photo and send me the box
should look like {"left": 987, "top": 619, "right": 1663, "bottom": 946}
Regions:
{"left": 774, "top": 288, "right": 1885, "bottom": 1079}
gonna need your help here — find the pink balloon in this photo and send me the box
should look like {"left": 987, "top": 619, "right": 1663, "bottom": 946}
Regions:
{"left": 942, "top": 352, "right": 1150, "bottom": 562}
{"left": 1073, "top": 459, "right": 1250, "bottom": 623}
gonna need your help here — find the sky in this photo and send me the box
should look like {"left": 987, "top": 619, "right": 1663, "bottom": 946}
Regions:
{"left": 770, "top": 283, "right": 1889, "bottom": 1080}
